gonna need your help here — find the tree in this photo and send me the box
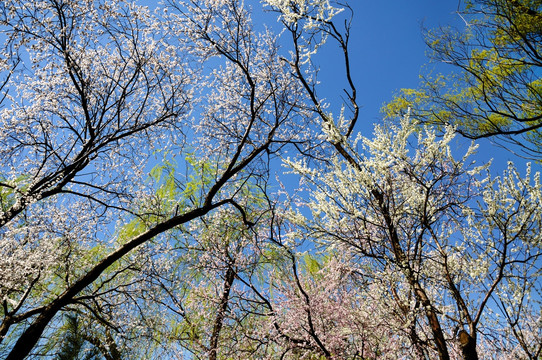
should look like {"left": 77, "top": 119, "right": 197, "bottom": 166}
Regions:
{"left": 250, "top": 229, "right": 406, "bottom": 359}
{"left": 2, "top": 0, "right": 541, "bottom": 359}
{"left": 384, "top": 0, "right": 542, "bottom": 158}
{"left": 0, "top": 0, "right": 310, "bottom": 357}
{"left": 51, "top": 313, "right": 102, "bottom": 360}
{"left": 285, "top": 118, "right": 542, "bottom": 359}
{"left": 146, "top": 187, "right": 274, "bottom": 359}
{"left": 265, "top": 1, "right": 542, "bottom": 358}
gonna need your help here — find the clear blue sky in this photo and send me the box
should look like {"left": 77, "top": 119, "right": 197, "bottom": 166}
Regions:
{"left": 345, "top": 0, "right": 463, "bottom": 123}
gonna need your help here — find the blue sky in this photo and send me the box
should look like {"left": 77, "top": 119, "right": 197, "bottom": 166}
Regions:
{"left": 346, "top": 0, "right": 463, "bottom": 123}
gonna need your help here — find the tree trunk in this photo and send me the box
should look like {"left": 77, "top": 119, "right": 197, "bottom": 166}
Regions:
{"left": 209, "top": 264, "right": 236, "bottom": 360}
{"left": 374, "top": 189, "right": 450, "bottom": 360}
{"left": 458, "top": 330, "right": 478, "bottom": 360}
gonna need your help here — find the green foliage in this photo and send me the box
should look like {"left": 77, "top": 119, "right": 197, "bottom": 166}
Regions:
{"left": 0, "top": 174, "right": 29, "bottom": 213}
{"left": 54, "top": 314, "right": 101, "bottom": 360}
{"left": 303, "top": 253, "right": 322, "bottom": 275}
{"left": 182, "top": 152, "right": 217, "bottom": 202}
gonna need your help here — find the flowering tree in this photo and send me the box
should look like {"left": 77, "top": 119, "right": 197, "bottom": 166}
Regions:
{"left": 285, "top": 118, "right": 542, "bottom": 359}
{"left": 250, "top": 238, "right": 407, "bottom": 359}
{"left": 0, "top": 0, "right": 189, "bottom": 356}
{"left": 266, "top": 1, "right": 542, "bottom": 358}
{"left": 0, "top": 0, "right": 309, "bottom": 357}
{"left": 1, "top": 0, "right": 541, "bottom": 359}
